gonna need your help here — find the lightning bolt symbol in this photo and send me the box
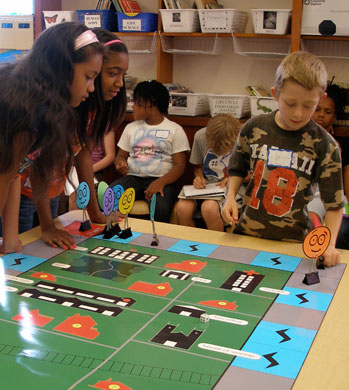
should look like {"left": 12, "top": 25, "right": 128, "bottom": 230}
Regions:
{"left": 263, "top": 352, "right": 279, "bottom": 368}
{"left": 296, "top": 293, "right": 309, "bottom": 304}
{"left": 189, "top": 245, "right": 198, "bottom": 252}
{"left": 271, "top": 257, "right": 281, "bottom": 266}
{"left": 276, "top": 328, "right": 291, "bottom": 343}
{"left": 11, "top": 258, "right": 26, "bottom": 266}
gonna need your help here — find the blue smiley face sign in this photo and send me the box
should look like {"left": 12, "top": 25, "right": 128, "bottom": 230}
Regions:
{"left": 103, "top": 187, "right": 115, "bottom": 216}
{"left": 112, "top": 184, "right": 124, "bottom": 211}
{"left": 76, "top": 182, "right": 90, "bottom": 210}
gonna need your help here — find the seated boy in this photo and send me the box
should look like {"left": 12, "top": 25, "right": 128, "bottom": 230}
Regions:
{"left": 112, "top": 80, "right": 190, "bottom": 223}
{"left": 177, "top": 113, "right": 243, "bottom": 231}
{"left": 222, "top": 51, "right": 344, "bottom": 267}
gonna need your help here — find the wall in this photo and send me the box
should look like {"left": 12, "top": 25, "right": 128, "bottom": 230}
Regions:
{"left": 63, "top": 0, "right": 349, "bottom": 93}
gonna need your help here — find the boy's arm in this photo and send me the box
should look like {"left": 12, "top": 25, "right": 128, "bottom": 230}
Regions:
{"left": 144, "top": 151, "right": 186, "bottom": 201}
{"left": 114, "top": 148, "right": 129, "bottom": 176}
{"left": 74, "top": 145, "right": 106, "bottom": 224}
{"left": 323, "top": 208, "right": 343, "bottom": 267}
{"left": 93, "top": 131, "right": 116, "bottom": 173}
{"left": 193, "top": 165, "right": 206, "bottom": 188}
{"left": 344, "top": 165, "right": 349, "bottom": 199}
{"left": 221, "top": 176, "right": 244, "bottom": 226}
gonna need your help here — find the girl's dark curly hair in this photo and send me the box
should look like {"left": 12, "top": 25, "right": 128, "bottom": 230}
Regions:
{"left": 76, "top": 28, "right": 128, "bottom": 147}
{"left": 0, "top": 22, "right": 104, "bottom": 195}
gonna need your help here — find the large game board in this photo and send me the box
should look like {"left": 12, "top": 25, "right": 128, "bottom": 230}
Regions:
{"left": 0, "top": 223, "right": 345, "bottom": 390}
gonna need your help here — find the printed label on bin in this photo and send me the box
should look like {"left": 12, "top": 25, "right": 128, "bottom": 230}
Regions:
{"left": 84, "top": 15, "right": 101, "bottom": 28}
{"left": 123, "top": 19, "right": 141, "bottom": 31}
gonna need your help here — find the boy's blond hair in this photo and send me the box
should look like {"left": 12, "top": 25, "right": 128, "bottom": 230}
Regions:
{"left": 274, "top": 51, "right": 327, "bottom": 95}
{"left": 206, "top": 113, "right": 241, "bottom": 156}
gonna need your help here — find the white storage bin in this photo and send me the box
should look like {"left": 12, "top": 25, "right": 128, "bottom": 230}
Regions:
{"left": 43, "top": 11, "right": 77, "bottom": 29}
{"left": 249, "top": 96, "right": 278, "bottom": 117}
{"left": 233, "top": 35, "right": 290, "bottom": 58}
{"left": 160, "top": 35, "right": 222, "bottom": 55}
{"left": 251, "top": 9, "right": 291, "bottom": 35}
{"left": 0, "top": 15, "right": 33, "bottom": 50}
{"left": 198, "top": 9, "right": 248, "bottom": 33}
{"left": 207, "top": 94, "right": 250, "bottom": 118}
{"left": 160, "top": 9, "right": 200, "bottom": 33}
{"left": 169, "top": 93, "right": 209, "bottom": 116}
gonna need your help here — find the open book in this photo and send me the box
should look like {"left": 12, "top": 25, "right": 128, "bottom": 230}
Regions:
{"left": 179, "top": 183, "right": 226, "bottom": 200}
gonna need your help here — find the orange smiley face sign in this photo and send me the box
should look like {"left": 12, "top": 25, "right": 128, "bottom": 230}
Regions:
{"left": 302, "top": 226, "right": 331, "bottom": 258}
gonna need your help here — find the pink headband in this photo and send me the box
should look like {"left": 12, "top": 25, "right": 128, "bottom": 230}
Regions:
{"left": 74, "top": 30, "right": 99, "bottom": 51}
{"left": 104, "top": 39, "right": 123, "bottom": 47}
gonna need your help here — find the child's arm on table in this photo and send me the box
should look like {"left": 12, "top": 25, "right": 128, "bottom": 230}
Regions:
{"left": 35, "top": 194, "right": 76, "bottom": 250}
{"left": 221, "top": 176, "right": 244, "bottom": 226}
{"left": 193, "top": 165, "right": 206, "bottom": 189}
{"left": 93, "top": 131, "right": 116, "bottom": 173}
{"left": 0, "top": 175, "right": 22, "bottom": 253}
{"left": 144, "top": 152, "right": 186, "bottom": 201}
{"left": 75, "top": 145, "right": 107, "bottom": 224}
{"left": 323, "top": 208, "right": 343, "bottom": 267}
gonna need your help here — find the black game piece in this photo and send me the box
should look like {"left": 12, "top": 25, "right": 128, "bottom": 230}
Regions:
{"left": 119, "top": 227, "right": 132, "bottom": 239}
{"left": 303, "top": 271, "right": 320, "bottom": 285}
{"left": 79, "top": 220, "right": 92, "bottom": 231}
{"left": 317, "top": 256, "right": 325, "bottom": 270}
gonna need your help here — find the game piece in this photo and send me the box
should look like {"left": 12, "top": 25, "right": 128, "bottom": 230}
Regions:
{"left": 97, "top": 181, "right": 109, "bottom": 211}
{"left": 200, "top": 313, "right": 210, "bottom": 323}
{"left": 302, "top": 226, "right": 331, "bottom": 285}
{"left": 118, "top": 188, "right": 135, "bottom": 239}
{"left": 75, "top": 181, "right": 92, "bottom": 231}
{"left": 112, "top": 184, "right": 124, "bottom": 225}
{"left": 102, "top": 187, "right": 115, "bottom": 239}
{"left": 150, "top": 193, "right": 159, "bottom": 246}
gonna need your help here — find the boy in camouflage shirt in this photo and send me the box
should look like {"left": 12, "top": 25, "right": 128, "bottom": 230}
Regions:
{"left": 222, "top": 51, "right": 343, "bottom": 267}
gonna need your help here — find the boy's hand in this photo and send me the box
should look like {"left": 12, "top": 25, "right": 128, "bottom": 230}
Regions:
{"left": 144, "top": 179, "right": 164, "bottom": 201}
{"left": 193, "top": 176, "right": 206, "bottom": 189}
{"left": 322, "top": 244, "right": 340, "bottom": 267}
{"left": 222, "top": 198, "right": 239, "bottom": 226}
{"left": 216, "top": 177, "right": 229, "bottom": 188}
{"left": 115, "top": 161, "right": 128, "bottom": 176}
{"left": 42, "top": 226, "right": 76, "bottom": 250}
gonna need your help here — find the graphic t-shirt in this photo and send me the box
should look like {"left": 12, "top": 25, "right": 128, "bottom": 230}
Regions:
{"left": 228, "top": 112, "right": 344, "bottom": 241}
{"left": 118, "top": 117, "right": 190, "bottom": 177}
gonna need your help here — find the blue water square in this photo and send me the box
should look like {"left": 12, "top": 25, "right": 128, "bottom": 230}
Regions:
{"left": 248, "top": 321, "right": 316, "bottom": 353}
{"left": 275, "top": 286, "right": 333, "bottom": 312}
{"left": 167, "top": 239, "right": 218, "bottom": 257}
{"left": 251, "top": 251, "right": 302, "bottom": 272}
{"left": 1, "top": 253, "right": 47, "bottom": 272}
{"left": 95, "top": 231, "right": 142, "bottom": 244}
{"left": 232, "top": 340, "right": 308, "bottom": 379}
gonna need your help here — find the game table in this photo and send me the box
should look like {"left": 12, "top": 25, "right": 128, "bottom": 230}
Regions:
{"left": 1, "top": 210, "right": 349, "bottom": 390}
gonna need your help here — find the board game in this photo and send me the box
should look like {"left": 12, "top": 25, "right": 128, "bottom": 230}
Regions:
{"left": 0, "top": 223, "right": 345, "bottom": 390}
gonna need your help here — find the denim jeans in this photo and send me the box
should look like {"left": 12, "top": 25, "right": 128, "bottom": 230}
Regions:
{"left": 0, "top": 194, "right": 60, "bottom": 235}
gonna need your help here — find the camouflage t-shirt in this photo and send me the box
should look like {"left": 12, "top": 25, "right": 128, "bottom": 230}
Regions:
{"left": 228, "top": 112, "right": 344, "bottom": 242}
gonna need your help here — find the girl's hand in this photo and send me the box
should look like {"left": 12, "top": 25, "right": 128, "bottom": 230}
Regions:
{"left": 42, "top": 226, "right": 76, "bottom": 250}
{"left": 0, "top": 238, "right": 22, "bottom": 254}
{"left": 216, "top": 177, "right": 229, "bottom": 188}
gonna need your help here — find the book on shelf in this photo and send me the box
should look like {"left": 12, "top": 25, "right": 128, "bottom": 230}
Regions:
{"left": 179, "top": 183, "right": 226, "bottom": 200}
{"left": 175, "top": 0, "right": 196, "bottom": 8}
{"left": 111, "top": 0, "right": 123, "bottom": 12}
{"left": 116, "top": 0, "right": 142, "bottom": 14}
{"left": 195, "top": 0, "right": 220, "bottom": 9}
{"left": 163, "top": 0, "right": 178, "bottom": 9}
{"left": 245, "top": 85, "right": 271, "bottom": 97}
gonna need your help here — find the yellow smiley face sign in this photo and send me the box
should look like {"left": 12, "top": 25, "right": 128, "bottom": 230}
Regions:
{"left": 302, "top": 226, "right": 331, "bottom": 258}
{"left": 118, "top": 187, "right": 135, "bottom": 215}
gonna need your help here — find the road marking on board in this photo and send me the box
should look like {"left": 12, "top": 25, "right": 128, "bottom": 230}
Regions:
{"left": 52, "top": 263, "right": 71, "bottom": 269}
{"left": 191, "top": 277, "right": 211, "bottom": 284}
{"left": 259, "top": 287, "right": 290, "bottom": 295}
{"left": 208, "top": 315, "right": 248, "bottom": 325}
{"left": 5, "top": 275, "right": 33, "bottom": 284}
{"left": 198, "top": 343, "right": 260, "bottom": 360}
